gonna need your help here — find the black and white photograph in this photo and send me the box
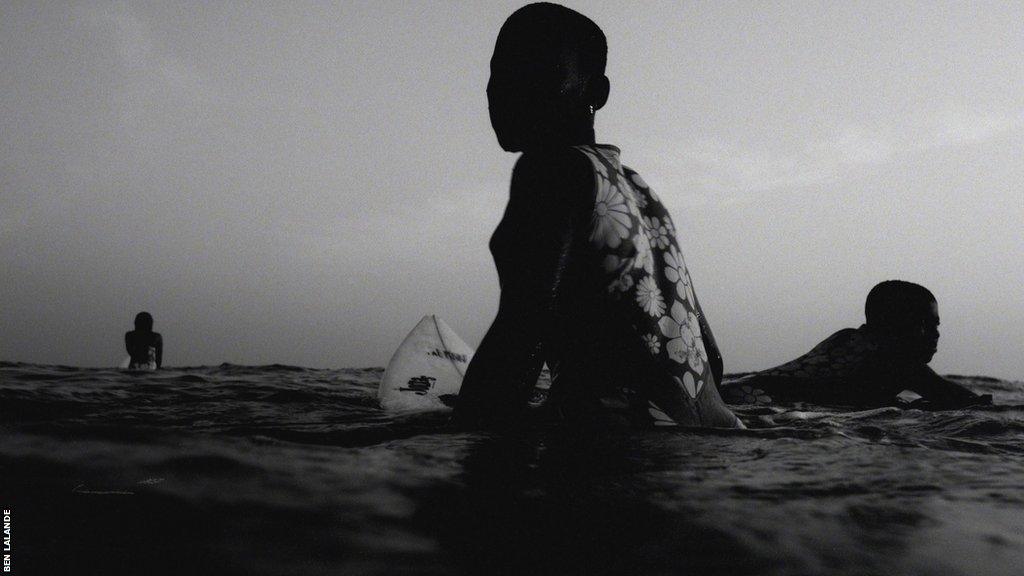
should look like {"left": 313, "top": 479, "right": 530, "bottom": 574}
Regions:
{"left": 2, "top": 1, "right": 1023, "bottom": 574}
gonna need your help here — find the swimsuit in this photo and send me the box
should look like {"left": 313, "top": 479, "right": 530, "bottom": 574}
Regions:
{"left": 720, "top": 325, "right": 897, "bottom": 406}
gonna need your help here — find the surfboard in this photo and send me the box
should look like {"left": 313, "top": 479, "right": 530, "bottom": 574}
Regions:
{"left": 378, "top": 315, "right": 475, "bottom": 411}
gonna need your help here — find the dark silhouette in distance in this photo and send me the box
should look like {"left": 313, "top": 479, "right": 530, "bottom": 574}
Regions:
{"left": 125, "top": 311, "right": 163, "bottom": 370}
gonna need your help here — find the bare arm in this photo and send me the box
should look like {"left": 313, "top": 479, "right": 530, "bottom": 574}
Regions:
{"left": 453, "top": 151, "right": 592, "bottom": 429}
{"left": 903, "top": 364, "right": 990, "bottom": 408}
{"left": 453, "top": 306, "right": 549, "bottom": 428}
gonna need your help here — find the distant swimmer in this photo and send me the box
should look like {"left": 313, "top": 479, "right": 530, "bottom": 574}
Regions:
{"left": 721, "top": 281, "right": 991, "bottom": 409}
{"left": 125, "top": 312, "right": 162, "bottom": 370}
{"left": 453, "top": 4, "right": 742, "bottom": 429}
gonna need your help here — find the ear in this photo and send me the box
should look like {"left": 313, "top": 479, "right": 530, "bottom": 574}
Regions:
{"left": 590, "top": 75, "right": 610, "bottom": 111}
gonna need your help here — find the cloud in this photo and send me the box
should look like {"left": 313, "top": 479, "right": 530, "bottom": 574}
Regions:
{"left": 655, "top": 109, "right": 1024, "bottom": 204}
{"left": 82, "top": 3, "right": 206, "bottom": 119}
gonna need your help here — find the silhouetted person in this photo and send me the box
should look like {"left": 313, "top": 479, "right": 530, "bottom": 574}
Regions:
{"left": 125, "top": 312, "right": 162, "bottom": 370}
{"left": 721, "top": 281, "right": 991, "bottom": 409}
{"left": 454, "top": 3, "right": 741, "bottom": 429}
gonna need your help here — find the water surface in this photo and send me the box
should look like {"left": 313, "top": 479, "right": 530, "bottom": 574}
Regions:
{"left": 2, "top": 361, "right": 1023, "bottom": 575}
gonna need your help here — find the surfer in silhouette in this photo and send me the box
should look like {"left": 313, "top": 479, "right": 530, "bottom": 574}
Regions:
{"left": 454, "top": 3, "right": 742, "bottom": 429}
{"left": 720, "top": 281, "right": 991, "bottom": 409}
{"left": 125, "top": 312, "right": 163, "bottom": 370}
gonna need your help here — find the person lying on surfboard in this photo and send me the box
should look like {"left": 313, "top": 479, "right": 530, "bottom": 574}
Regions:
{"left": 125, "top": 311, "right": 163, "bottom": 370}
{"left": 720, "top": 281, "right": 991, "bottom": 409}
{"left": 453, "top": 3, "right": 742, "bottom": 429}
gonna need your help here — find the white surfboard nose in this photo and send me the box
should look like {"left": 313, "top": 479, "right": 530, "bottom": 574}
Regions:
{"left": 378, "top": 315, "right": 475, "bottom": 412}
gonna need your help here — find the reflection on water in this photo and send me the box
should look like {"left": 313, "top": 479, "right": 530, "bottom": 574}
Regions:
{"left": 1, "top": 361, "right": 1023, "bottom": 575}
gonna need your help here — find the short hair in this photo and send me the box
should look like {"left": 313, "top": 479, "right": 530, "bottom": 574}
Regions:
{"left": 864, "top": 281, "right": 935, "bottom": 327}
{"left": 134, "top": 311, "right": 154, "bottom": 331}
{"left": 498, "top": 3, "right": 607, "bottom": 79}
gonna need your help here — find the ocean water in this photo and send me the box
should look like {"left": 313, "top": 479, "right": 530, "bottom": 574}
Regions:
{"left": 2, "top": 361, "right": 1023, "bottom": 576}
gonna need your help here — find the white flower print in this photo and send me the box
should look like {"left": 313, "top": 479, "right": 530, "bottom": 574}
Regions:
{"left": 663, "top": 246, "right": 694, "bottom": 305}
{"left": 629, "top": 172, "right": 649, "bottom": 190}
{"left": 683, "top": 372, "right": 702, "bottom": 398}
{"left": 629, "top": 171, "right": 662, "bottom": 204}
{"left": 578, "top": 149, "right": 718, "bottom": 406}
{"left": 580, "top": 149, "right": 609, "bottom": 180}
{"left": 643, "top": 216, "right": 671, "bottom": 249}
{"left": 682, "top": 269, "right": 695, "bottom": 305}
{"left": 672, "top": 372, "right": 703, "bottom": 399}
{"left": 632, "top": 233, "right": 655, "bottom": 274}
{"left": 590, "top": 174, "right": 631, "bottom": 249}
{"left": 643, "top": 333, "right": 661, "bottom": 355}
{"left": 635, "top": 276, "right": 666, "bottom": 317}
{"left": 681, "top": 314, "right": 697, "bottom": 349}
{"left": 659, "top": 301, "right": 703, "bottom": 367}
{"left": 683, "top": 308, "right": 709, "bottom": 375}
{"left": 633, "top": 189, "right": 648, "bottom": 210}
{"left": 618, "top": 184, "right": 640, "bottom": 215}
{"left": 626, "top": 172, "right": 652, "bottom": 210}
{"left": 658, "top": 301, "right": 687, "bottom": 364}
{"left": 663, "top": 217, "right": 675, "bottom": 239}
{"left": 687, "top": 325, "right": 707, "bottom": 375}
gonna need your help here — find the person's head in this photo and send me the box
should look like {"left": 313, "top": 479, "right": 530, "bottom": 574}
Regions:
{"left": 487, "top": 3, "right": 609, "bottom": 152}
{"left": 864, "top": 280, "right": 939, "bottom": 363}
{"left": 134, "top": 312, "right": 154, "bottom": 333}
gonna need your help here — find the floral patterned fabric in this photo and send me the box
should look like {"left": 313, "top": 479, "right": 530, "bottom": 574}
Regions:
{"left": 719, "top": 326, "right": 887, "bottom": 406}
{"left": 574, "top": 145, "right": 713, "bottom": 425}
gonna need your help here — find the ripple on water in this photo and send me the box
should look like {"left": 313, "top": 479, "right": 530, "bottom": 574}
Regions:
{"left": 1, "top": 365, "right": 1023, "bottom": 575}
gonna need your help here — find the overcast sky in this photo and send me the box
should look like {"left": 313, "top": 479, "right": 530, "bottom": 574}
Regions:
{"left": 2, "top": 1, "right": 1022, "bottom": 378}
